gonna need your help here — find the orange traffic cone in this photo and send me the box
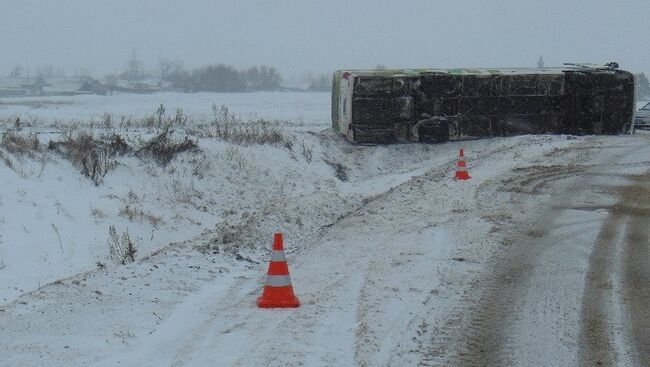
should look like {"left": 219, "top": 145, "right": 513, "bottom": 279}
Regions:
{"left": 257, "top": 233, "right": 300, "bottom": 308}
{"left": 454, "top": 148, "right": 471, "bottom": 180}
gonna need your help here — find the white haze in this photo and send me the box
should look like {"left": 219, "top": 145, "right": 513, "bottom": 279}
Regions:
{"left": 0, "top": 0, "right": 649, "bottom": 78}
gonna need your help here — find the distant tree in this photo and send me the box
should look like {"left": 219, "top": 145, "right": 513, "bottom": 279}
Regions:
{"left": 375, "top": 64, "right": 387, "bottom": 70}
{"left": 241, "top": 65, "right": 282, "bottom": 91}
{"left": 537, "top": 55, "right": 544, "bottom": 68}
{"left": 104, "top": 74, "right": 118, "bottom": 86}
{"left": 8, "top": 65, "right": 22, "bottom": 78}
{"left": 244, "top": 66, "right": 261, "bottom": 90}
{"left": 36, "top": 65, "right": 55, "bottom": 78}
{"left": 159, "top": 58, "right": 184, "bottom": 82}
{"left": 162, "top": 62, "right": 283, "bottom": 92}
{"left": 243, "top": 65, "right": 282, "bottom": 91}
{"left": 307, "top": 74, "right": 330, "bottom": 91}
{"left": 191, "top": 64, "right": 246, "bottom": 92}
{"left": 261, "top": 66, "right": 282, "bottom": 90}
{"left": 167, "top": 68, "right": 192, "bottom": 91}
{"left": 123, "top": 50, "right": 145, "bottom": 81}
{"left": 636, "top": 73, "right": 650, "bottom": 101}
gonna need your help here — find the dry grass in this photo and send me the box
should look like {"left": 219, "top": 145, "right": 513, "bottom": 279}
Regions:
{"left": 182, "top": 104, "right": 290, "bottom": 146}
{"left": 90, "top": 205, "right": 108, "bottom": 220}
{"left": 47, "top": 129, "right": 198, "bottom": 184}
{"left": 118, "top": 204, "right": 164, "bottom": 228}
{"left": 107, "top": 225, "right": 137, "bottom": 265}
{"left": 48, "top": 132, "right": 124, "bottom": 185}
{"left": 136, "top": 129, "right": 198, "bottom": 166}
{"left": 1, "top": 131, "right": 40, "bottom": 157}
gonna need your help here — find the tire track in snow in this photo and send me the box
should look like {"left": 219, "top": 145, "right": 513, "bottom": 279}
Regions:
{"left": 446, "top": 146, "right": 595, "bottom": 366}
{"left": 226, "top": 269, "right": 363, "bottom": 367}
{"left": 345, "top": 137, "right": 565, "bottom": 366}
{"left": 168, "top": 276, "right": 255, "bottom": 367}
{"left": 172, "top": 238, "right": 369, "bottom": 367}
{"left": 622, "top": 214, "right": 650, "bottom": 367}
{"left": 579, "top": 215, "right": 624, "bottom": 367}
{"left": 578, "top": 170, "right": 650, "bottom": 367}
{"left": 447, "top": 138, "right": 645, "bottom": 366}
{"left": 337, "top": 136, "right": 595, "bottom": 366}
{"left": 353, "top": 229, "right": 454, "bottom": 367}
{"left": 619, "top": 172, "right": 650, "bottom": 366}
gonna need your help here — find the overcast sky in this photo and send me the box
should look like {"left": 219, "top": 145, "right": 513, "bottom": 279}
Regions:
{"left": 1, "top": 0, "right": 648, "bottom": 80}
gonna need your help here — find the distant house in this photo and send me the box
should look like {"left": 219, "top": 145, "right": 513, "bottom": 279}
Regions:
{"left": 26, "top": 78, "right": 50, "bottom": 95}
{"left": 0, "top": 77, "right": 110, "bottom": 97}
{"left": 0, "top": 87, "right": 28, "bottom": 97}
{"left": 0, "top": 76, "right": 160, "bottom": 97}
{"left": 101, "top": 78, "right": 160, "bottom": 94}
{"left": 0, "top": 78, "right": 30, "bottom": 97}
{"left": 79, "top": 79, "right": 109, "bottom": 95}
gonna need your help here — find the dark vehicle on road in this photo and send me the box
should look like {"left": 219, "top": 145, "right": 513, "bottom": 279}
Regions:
{"left": 635, "top": 101, "right": 650, "bottom": 129}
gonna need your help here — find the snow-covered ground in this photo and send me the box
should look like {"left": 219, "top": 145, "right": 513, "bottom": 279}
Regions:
{"left": 0, "top": 93, "right": 648, "bottom": 366}
{"left": 0, "top": 92, "right": 330, "bottom": 126}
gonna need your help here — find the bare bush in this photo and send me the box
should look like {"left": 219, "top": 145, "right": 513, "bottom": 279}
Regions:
{"left": 205, "top": 103, "right": 287, "bottom": 145}
{"left": 48, "top": 132, "right": 127, "bottom": 185}
{"left": 302, "top": 142, "right": 313, "bottom": 163}
{"left": 189, "top": 154, "right": 211, "bottom": 179}
{"left": 211, "top": 104, "right": 239, "bottom": 127}
{"left": 223, "top": 146, "right": 246, "bottom": 169}
{"left": 285, "top": 140, "right": 297, "bottom": 160}
{"left": 136, "top": 129, "right": 197, "bottom": 166}
{"left": 118, "top": 204, "right": 139, "bottom": 221}
{"left": 167, "top": 179, "right": 203, "bottom": 205}
{"left": 107, "top": 225, "right": 137, "bottom": 265}
{"left": 156, "top": 104, "right": 166, "bottom": 128}
{"left": 141, "top": 104, "right": 190, "bottom": 130}
{"left": 221, "top": 119, "right": 285, "bottom": 145}
{"left": 1, "top": 131, "right": 40, "bottom": 157}
{"left": 0, "top": 151, "right": 12, "bottom": 169}
{"left": 172, "top": 107, "right": 188, "bottom": 126}
{"left": 101, "top": 112, "right": 113, "bottom": 129}
{"left": 90, "top": 205, "right": 107, "bottom": 220}
{"left": 108, "top": 134, "right": 131, "bottom": 155}
{"left": 48, "top": 127, "right": 198, "bottom": 180}
{"left": 118, "top": 204, "right": 164, "bottom": 228}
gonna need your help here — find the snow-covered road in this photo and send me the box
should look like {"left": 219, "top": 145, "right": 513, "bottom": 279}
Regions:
{"left": 0, "top": 129, "right": 648, "bottom": 366}
{"left": 447, "top": 134, "right": 650, "bottom": 366}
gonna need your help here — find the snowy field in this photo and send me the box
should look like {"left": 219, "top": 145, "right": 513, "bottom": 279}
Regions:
{"left": 0, "top": 91, "right": 330, "bottom": 126}
{"left": 0, "top": 93, "right": 648, "bottom": 366}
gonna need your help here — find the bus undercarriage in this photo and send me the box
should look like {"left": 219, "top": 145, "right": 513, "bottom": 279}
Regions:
{"left": 333, "top": 65, "right": 636, "bottom": 144}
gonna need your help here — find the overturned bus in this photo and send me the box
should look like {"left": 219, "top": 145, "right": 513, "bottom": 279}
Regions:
{"left": 332, "top": 64, "right": 635, "bottom": 144}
